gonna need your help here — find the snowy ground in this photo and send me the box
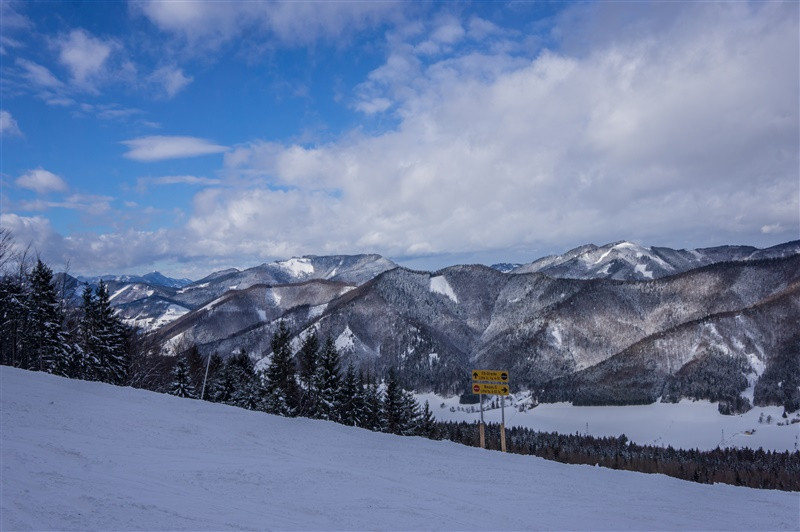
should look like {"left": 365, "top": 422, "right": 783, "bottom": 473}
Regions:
{"left": 417, "top": 393, "right": 800, "bottom": 452}
{"left": 2, "top": 367, "right": 798, "bottom": 531}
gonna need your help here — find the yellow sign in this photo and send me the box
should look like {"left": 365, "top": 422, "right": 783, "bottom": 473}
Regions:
{"left": 471, "top": 369, "right": 509, "bottom": 383}
{"left": 472, "top": 383, "right": 510, "bottom": 395}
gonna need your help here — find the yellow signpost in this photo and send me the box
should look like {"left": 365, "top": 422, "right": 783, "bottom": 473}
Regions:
{"left": 471, "top": 369, "right": 510, "bottom": 452}
{"left": 471, "top": 370, "right": 509, "bottom": 382}
{"left": 471, "top": 382, "right": 510, "bottom": 395}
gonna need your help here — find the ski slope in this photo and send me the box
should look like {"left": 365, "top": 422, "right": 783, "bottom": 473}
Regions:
{"left": 2, "top": 367, "right": 798, "bottom": 531}
{"left": 418, "top": 393, "right": 800, "bottom": 452}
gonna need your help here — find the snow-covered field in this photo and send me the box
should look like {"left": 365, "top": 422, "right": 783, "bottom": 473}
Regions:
{"left": 2, "top": 367, "right": 798, "bottom": 531}
{"left": 418, "top": 393, "right": 800, "bottom": 452}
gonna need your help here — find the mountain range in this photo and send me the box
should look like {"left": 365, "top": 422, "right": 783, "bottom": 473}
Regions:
{"left": 61, "top": 240, "right": 800, "bottom": 412}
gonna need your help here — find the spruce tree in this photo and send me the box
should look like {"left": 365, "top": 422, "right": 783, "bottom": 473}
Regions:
{"left": 399, "top": 389, "right": 422, "bottom": 436}
{"left": 336, "top": 363, "right": 363, "bottom": 426}
{"left": 361, "top": 372, "right": 383, "bottom": 431}
{"left": 418, "top": 400, "right": 439, "bottom": 438}
{"left": 228, "top": 350, "right": 262, "bottom": 410}
{"left": 0, "top": 273, "right": 29, "bottom": 368}
{"left": 93, "top": 281, "right": 130, "bottom": 385}
{"left": 382, "top": 369, "right": 404, "bottom": 434}
{"left": 27, "top": 260, "right": 69, "bottom": 373}
{"left": 168, "top": 357, "right": 197, "bottom": 398}
{"left": 315, "top": 337, "right": 341, "bottom": 421}
{"left": 264, "top": 321, "right": 300, "bottom": 416}
{"left": 296, "top": 330, "right": 320, "bottom": 417}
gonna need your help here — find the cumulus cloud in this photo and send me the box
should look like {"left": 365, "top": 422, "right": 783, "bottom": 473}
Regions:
{"left": 0, "top": 110, "right": 22, "bottom": 136}
{"left": 57, "top": 29, "right": 114, "bottom": 90}
{"left": 199, "top": 1, "right": 798, "bottom": 260}
{"left": 121, "top": 136, "right": 228, "bottom": 161}
{"left": 148, "top": 65, "right": 193, "bottom": 98}
{"left": 16, "top": 168, "right": 68, "bottom": 194}
{"left": 133, "top": 0, "right": 401, "bottom": 48}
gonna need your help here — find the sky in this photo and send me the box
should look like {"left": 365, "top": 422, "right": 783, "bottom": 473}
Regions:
{"left": 1, "top": 1, "right": 798, "bottom": 279}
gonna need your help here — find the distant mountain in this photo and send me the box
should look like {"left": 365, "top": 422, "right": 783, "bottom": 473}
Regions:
{"left": 490, "top": 263, "right": 522, "bottom": 273}
{"left": 511, "top": 240, "right": 800, "bottom": 280}
{"left": 76, "top": 271, "right": 192, "bottom": 289}
{"left": 157, "top": 251, "right": 800, "bottom": 413}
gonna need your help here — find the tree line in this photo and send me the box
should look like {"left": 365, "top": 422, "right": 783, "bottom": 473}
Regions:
{"left": 0, "top": 254, "right": 131, "bottom": 384}
{"left": 436, "top": 421, "right": 800, "bottom": 491}
{"left": 166, "top": 323, "right": 437, "bottom": 437}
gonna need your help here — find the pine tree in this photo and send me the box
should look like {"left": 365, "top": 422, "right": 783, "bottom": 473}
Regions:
{"left": 0, "top": 274, "right": 28, "bottom": 368}
{"left": 336, "top": 363, "right": 363, "bottom": 426}
{"left": 264, "top": 321, "right": 300, "bottom": 416}
{"left": 27, "top": 260, "right": 70, "bottom": 375}
{"left": 78, "top": 284, "right": 101, "bottom": 380}
{"left": 399, "top": 389, "right": 421, "bottom": 436}
{"left": 296, "top": 330, "right": 320, "bottom": 417}
{"left": 382, "top": 369, "right": 404, "bottom": 434}
{"left": 168, "top": 357, "right": 197, "bottom": 398}
{"left": 228, "top": 350, "right": 262, "bottom": 410}
{"left": 418, "top": 400, "right": 438, "bottom": 438}
{"left": 361, "top": 372, "right": 383, "bottom": 431}
{"left": 315, "top": 337, "right": 341, "bottom": 421}
{"left": 93, "top": 281, "right": 130, "bottom": 385}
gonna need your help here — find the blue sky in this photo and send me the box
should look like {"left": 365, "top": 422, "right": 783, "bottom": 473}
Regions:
{"left": 1, "top": 1, "right": 798, "bottom": 279}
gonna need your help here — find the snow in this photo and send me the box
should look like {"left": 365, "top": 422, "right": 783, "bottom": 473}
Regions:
{"left": 417, "top": 393, "right": 800, "bottom": 453}
{"left": 634, "top": 263, "right": 654, "bottom": 279}
{"left": 307, "top": 304, "right": 326, "bottom": 320}
{"left": 550, "top": 325, "right": 563, "bottom": 348}
{"left": 256, "top": 309, "right": 267, "bottom": 321}
{"left": 278, "top": 257, "right": 314, "bottom": 277}
{"left": 335, "top": 325, "right": 356, "bottom": 351}
{"left": 2, "top": 367, "right": 797, "bottom": 531}
{"left": 125, "top": 304, "right": 190, "bottom": 331}
{"left": 429, "top": 275, "right": 458, "bottom": 303}
{"left": 268, "top": 288, "right": 281, "bottom": 306}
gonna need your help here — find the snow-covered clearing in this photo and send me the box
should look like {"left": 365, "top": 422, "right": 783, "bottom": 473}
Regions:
{"left": 2, "top": 367, "right": 798, "bottom": 531}
{"left": 429, "top": 275, "right": 458, "bottom": 303}
{"left": 417, "top": 393, "right": 800, "bottom": 452}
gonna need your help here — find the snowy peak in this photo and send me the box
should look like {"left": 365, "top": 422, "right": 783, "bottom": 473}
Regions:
{"left": 77, "top": 271, "right": 193, "bottom": 289}
{"left": 512, "top": 240, "right": 800, "bottom": 281}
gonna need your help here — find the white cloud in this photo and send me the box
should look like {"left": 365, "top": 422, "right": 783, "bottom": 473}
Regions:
{"left": 57, "top": 29, "right": 113, "bottom": 89}
{"left": 199, "top": 2, "right": 798, "bottom": 260}
{"left": 0, "top": 110, "right": 22, "bottom": 136}
{"left": 16, "top": 58, "right": 64, "bottom": 89}
{"left": 121, "top": 136, "right": 228, "bottom": 161}
{"left": 149, "top": 65, "right": 193, "bottom": 98}
{"left": 136, "top": 175, "right": 222, "bottom": 191}
{"left": 16, "top": 168, "right": 68, "bottom": 194}
{"left": 134, "top": 0, "right": 401, "bottom": 48}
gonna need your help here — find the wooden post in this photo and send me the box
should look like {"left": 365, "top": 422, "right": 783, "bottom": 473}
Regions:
{"left": 479, "top": 394, "right": 485, "bottom": 449}
{"left": 500, "top": 395, "right": 507, "bottom": 453}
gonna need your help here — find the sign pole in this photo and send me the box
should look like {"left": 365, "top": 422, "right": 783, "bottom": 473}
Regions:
{"left": 500, "top": 395, "right": 506, "bottom": 453}
{"left": 479, "top": 394, "right": 485, "bottom": 449}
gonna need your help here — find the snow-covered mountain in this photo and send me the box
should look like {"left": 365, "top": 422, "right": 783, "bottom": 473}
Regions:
{"left": 512, "top": 240, "right": 800, "bottom": 280}
{"left": 3, "top": 367, "right": 796, "bottom": 530}
{"left": 77, "top": 271, "right": 192, "bottom": 289}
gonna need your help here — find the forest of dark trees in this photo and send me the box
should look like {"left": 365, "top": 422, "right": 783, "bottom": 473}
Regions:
{"left": 436, "top": 422, "right": 800, "bottom": 491}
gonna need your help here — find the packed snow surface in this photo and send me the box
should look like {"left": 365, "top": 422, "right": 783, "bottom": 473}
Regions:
{"left": 418, "top": 393, "right": 800, "bottom": 452}
{"left": 429, "top": 275, "right": 458, "bottom": 303}
{"left": 2, "top": 367, "right": 798, "bottom": 531}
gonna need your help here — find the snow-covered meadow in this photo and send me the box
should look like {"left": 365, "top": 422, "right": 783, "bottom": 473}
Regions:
{"left": 418, "top": 393, "right": 800, "bottom": 452}
{"left": 2, "top": 367, "right": 798, "bottom": 531}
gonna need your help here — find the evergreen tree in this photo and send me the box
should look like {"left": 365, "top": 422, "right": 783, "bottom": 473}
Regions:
{"left": 296, "top": 330, "right": 320, "bottom": 417}
{"left": 336, "top": 363, "right": 363, "bottom": 426}
{"left": 264, "top": 321, "right": 300, "bottom": 416}
{"left": 399, "top": 389, "right": 422, "bottom": 436}
{"left": 315, "top": 337, "right": 341, "bottom": 421}
{"left": 93, "top": 281, "right": 130, "bottom": 384}
{"left": 78, "top": 285, "right": 101, "bottom": 379}
{"left": 0, "top": 274, "right": 28, "bottom": 368}
{"left": 228, "top": 350, "right": 262, "bottom": 410}
{"left": 199, "top": 352, "right": 223, "bottom": 400}
{"left": 418, "top": 400, "right": 439, "bottom": 438}
{"left": 361, "top": 372, "right": 383, "bottom": 431}
{"left": 382, "top": 369, "right": 404, "bottom": 434}
{"left": 27, "top": 260, "right": 70, "bottom": 375}
{"left": 168, "top": 357, "right": 197, "bottom": 398}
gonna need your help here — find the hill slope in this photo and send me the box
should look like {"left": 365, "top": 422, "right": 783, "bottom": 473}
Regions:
{"left": 2, "top": 367, "right": 797, "bottom": 531}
